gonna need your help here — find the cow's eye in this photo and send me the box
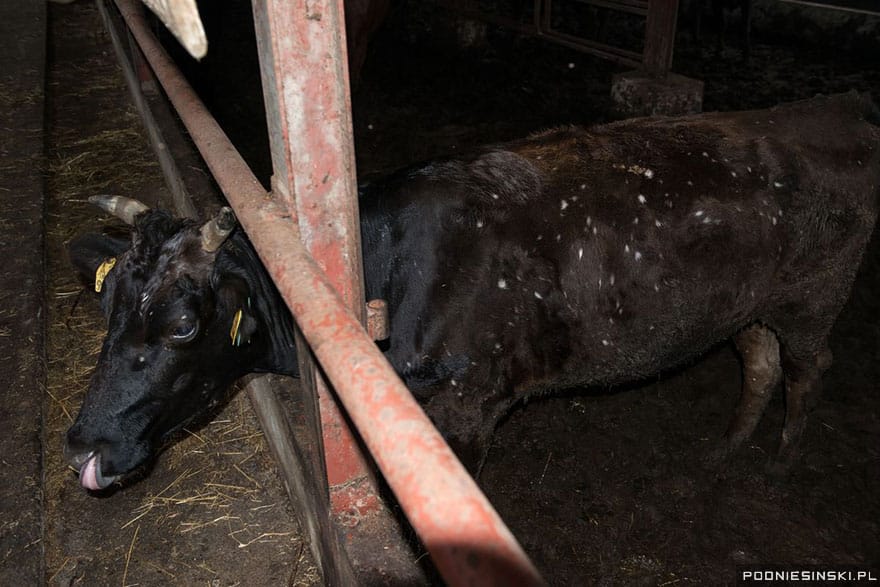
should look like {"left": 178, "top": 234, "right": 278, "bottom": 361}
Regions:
{"left": 169, "top": 319, "right": 198, "bottom": 343}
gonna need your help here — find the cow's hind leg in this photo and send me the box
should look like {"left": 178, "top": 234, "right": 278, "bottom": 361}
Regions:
{"left": 769, "top": 343, "right": 833, "bottom": 476}
{"left": 709, "top": 324, "right": 782, "bottom": 464}
{"left": 422, "top": 387, "right": 515, "bottom": 477}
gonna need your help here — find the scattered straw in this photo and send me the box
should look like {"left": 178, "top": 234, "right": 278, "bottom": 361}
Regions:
{"left": 233, "top": 463, "right": 261, "bottom": 489}
{"left": 232, "top": 531, "right": 293, "bottom": 549}
{"left": 47, "top": 557, "right": 73, "bottom": 583}
{"left": 121, "top": 524, "right": 140, "bottom": 587}
{"left": 180, "top": 514, "right": 241, "bottom": 534}
{"left": 144, "top": 561, "right": 176, "bottom": 580}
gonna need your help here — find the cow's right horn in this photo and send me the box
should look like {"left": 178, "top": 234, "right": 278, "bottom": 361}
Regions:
{"left": 200, "top": 207, "right": 236, "bottom": 252}
{"left": 89, "top": 195, "right": 150, "bottom": 225}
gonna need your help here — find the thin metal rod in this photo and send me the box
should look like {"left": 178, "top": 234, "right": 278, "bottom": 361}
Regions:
{"left": 112, "top": 0, "right": 544, "bottom": 583}
{"left": 777, "top": 0, "right": 880, "bottom": 17}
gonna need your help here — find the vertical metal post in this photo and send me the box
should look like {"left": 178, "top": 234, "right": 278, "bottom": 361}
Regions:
{"left": 251, "top": 0, "right": 422, "bottom": 582}
{"left": 251, "top": 0, "right": 374, "bottom": 500}
{"left": 643, "top": 0, "right": 679, "bottom": 76}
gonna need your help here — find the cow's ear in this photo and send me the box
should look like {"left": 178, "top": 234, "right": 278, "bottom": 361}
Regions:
{"left": 68, "top": 233, "right": 130, "bottom": 293}
{"left": 215, "top": 276, "right": 258, "bottom": 347}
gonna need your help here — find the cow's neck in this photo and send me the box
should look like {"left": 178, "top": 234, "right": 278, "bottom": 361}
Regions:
{"left": 357, "top": 179, "right": 415, "bottom": 304}
{"left": 221, "top": 232, "right": 300, "bottom": 377}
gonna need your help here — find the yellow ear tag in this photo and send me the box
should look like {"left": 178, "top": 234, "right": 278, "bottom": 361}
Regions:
{"left": 230, "top": 309, "right": 243, "bottom": 346}
{"left": 94, "top": 257, "right": 117, "bottom": 293}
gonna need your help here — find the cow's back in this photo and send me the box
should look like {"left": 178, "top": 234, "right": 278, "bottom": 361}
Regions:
{"left": 364, "top": 92, "right": 880, "bottom": 395}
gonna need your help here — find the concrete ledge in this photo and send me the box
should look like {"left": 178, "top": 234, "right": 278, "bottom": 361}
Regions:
{"left": 0, "top": 1, "right": 47, "bottom": 584}
{"left": 611, "top": 70, "right": 704, "bottom": 117}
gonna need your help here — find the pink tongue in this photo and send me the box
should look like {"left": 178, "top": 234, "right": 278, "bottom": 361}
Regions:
{"left": 80, "top": 455, "right": 101, "bottom": 490}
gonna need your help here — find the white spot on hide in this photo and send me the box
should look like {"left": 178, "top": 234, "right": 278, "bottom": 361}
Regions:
{"left": 634, "top": 251, "right": 642, "bottom": 261}
{"left": 498, "top": 278, "right": 508, "bottom": 289}
{"left": 638, "top": 194, "right": 647, "bottom": 204}
{"left": 534, "top": 291, "right": 543, "bottom": 300}
{"left": 560, "top": 199, "right": 569, "bottom": 210}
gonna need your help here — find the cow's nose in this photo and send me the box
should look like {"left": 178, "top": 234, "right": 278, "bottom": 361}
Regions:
{"left": 63, "top": 437, "right": 92, "bottom": 470}
{"left": 63, "top": 422, "right": 99, "bottom": 465}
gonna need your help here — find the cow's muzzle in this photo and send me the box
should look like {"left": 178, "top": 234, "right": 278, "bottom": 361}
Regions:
{"left": 64, "top": 446, "right": 121, "bottom": 491}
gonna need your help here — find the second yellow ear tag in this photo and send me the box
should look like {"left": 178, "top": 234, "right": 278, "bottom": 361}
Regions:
{"left": 230, "top": 309, "right": 243, "bottom": 346}
{"left": 94, "top": 258, "right": 117, "bottom": 293}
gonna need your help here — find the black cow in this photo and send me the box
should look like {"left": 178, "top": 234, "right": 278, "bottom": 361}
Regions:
{"left": 65, "top": 92, "right": 880, "bottom": 490}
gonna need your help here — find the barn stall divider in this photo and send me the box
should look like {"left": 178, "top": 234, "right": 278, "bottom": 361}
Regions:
{"left": 99, "top": 0, "right": 544, "bottom": 584}
{"left": 443, "top": 0, "right": 678, "bottom": 73}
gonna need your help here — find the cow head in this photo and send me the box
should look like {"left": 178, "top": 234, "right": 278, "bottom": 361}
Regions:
{"left": 65, "top": 196, "right": 266, "bottom": 490}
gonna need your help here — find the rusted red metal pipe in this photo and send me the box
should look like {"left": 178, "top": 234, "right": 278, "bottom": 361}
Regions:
{"left": 251, "top": 0, "right": 380, "bottom": 523}
{"left": 113, "top": 0, "right": 544, "bottom": 583}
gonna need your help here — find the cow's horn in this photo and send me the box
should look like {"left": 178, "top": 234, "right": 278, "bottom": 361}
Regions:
{"left": 200, "top": 207, "right": 236, "bottom": 252}
{"left": 88, "top": 195, "right": 150, "bottom": 225}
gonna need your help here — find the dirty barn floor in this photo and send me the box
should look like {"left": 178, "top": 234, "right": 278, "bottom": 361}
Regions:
{"left": 13, "top": 0, "right": 880, "bottom": 585}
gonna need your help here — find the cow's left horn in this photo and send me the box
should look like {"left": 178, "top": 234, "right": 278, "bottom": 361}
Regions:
{"left": 88, "top": 195, "right": 150, "bottom": 225}
{"left": 200, "top": 207, "right": 236, "bottom": 252}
